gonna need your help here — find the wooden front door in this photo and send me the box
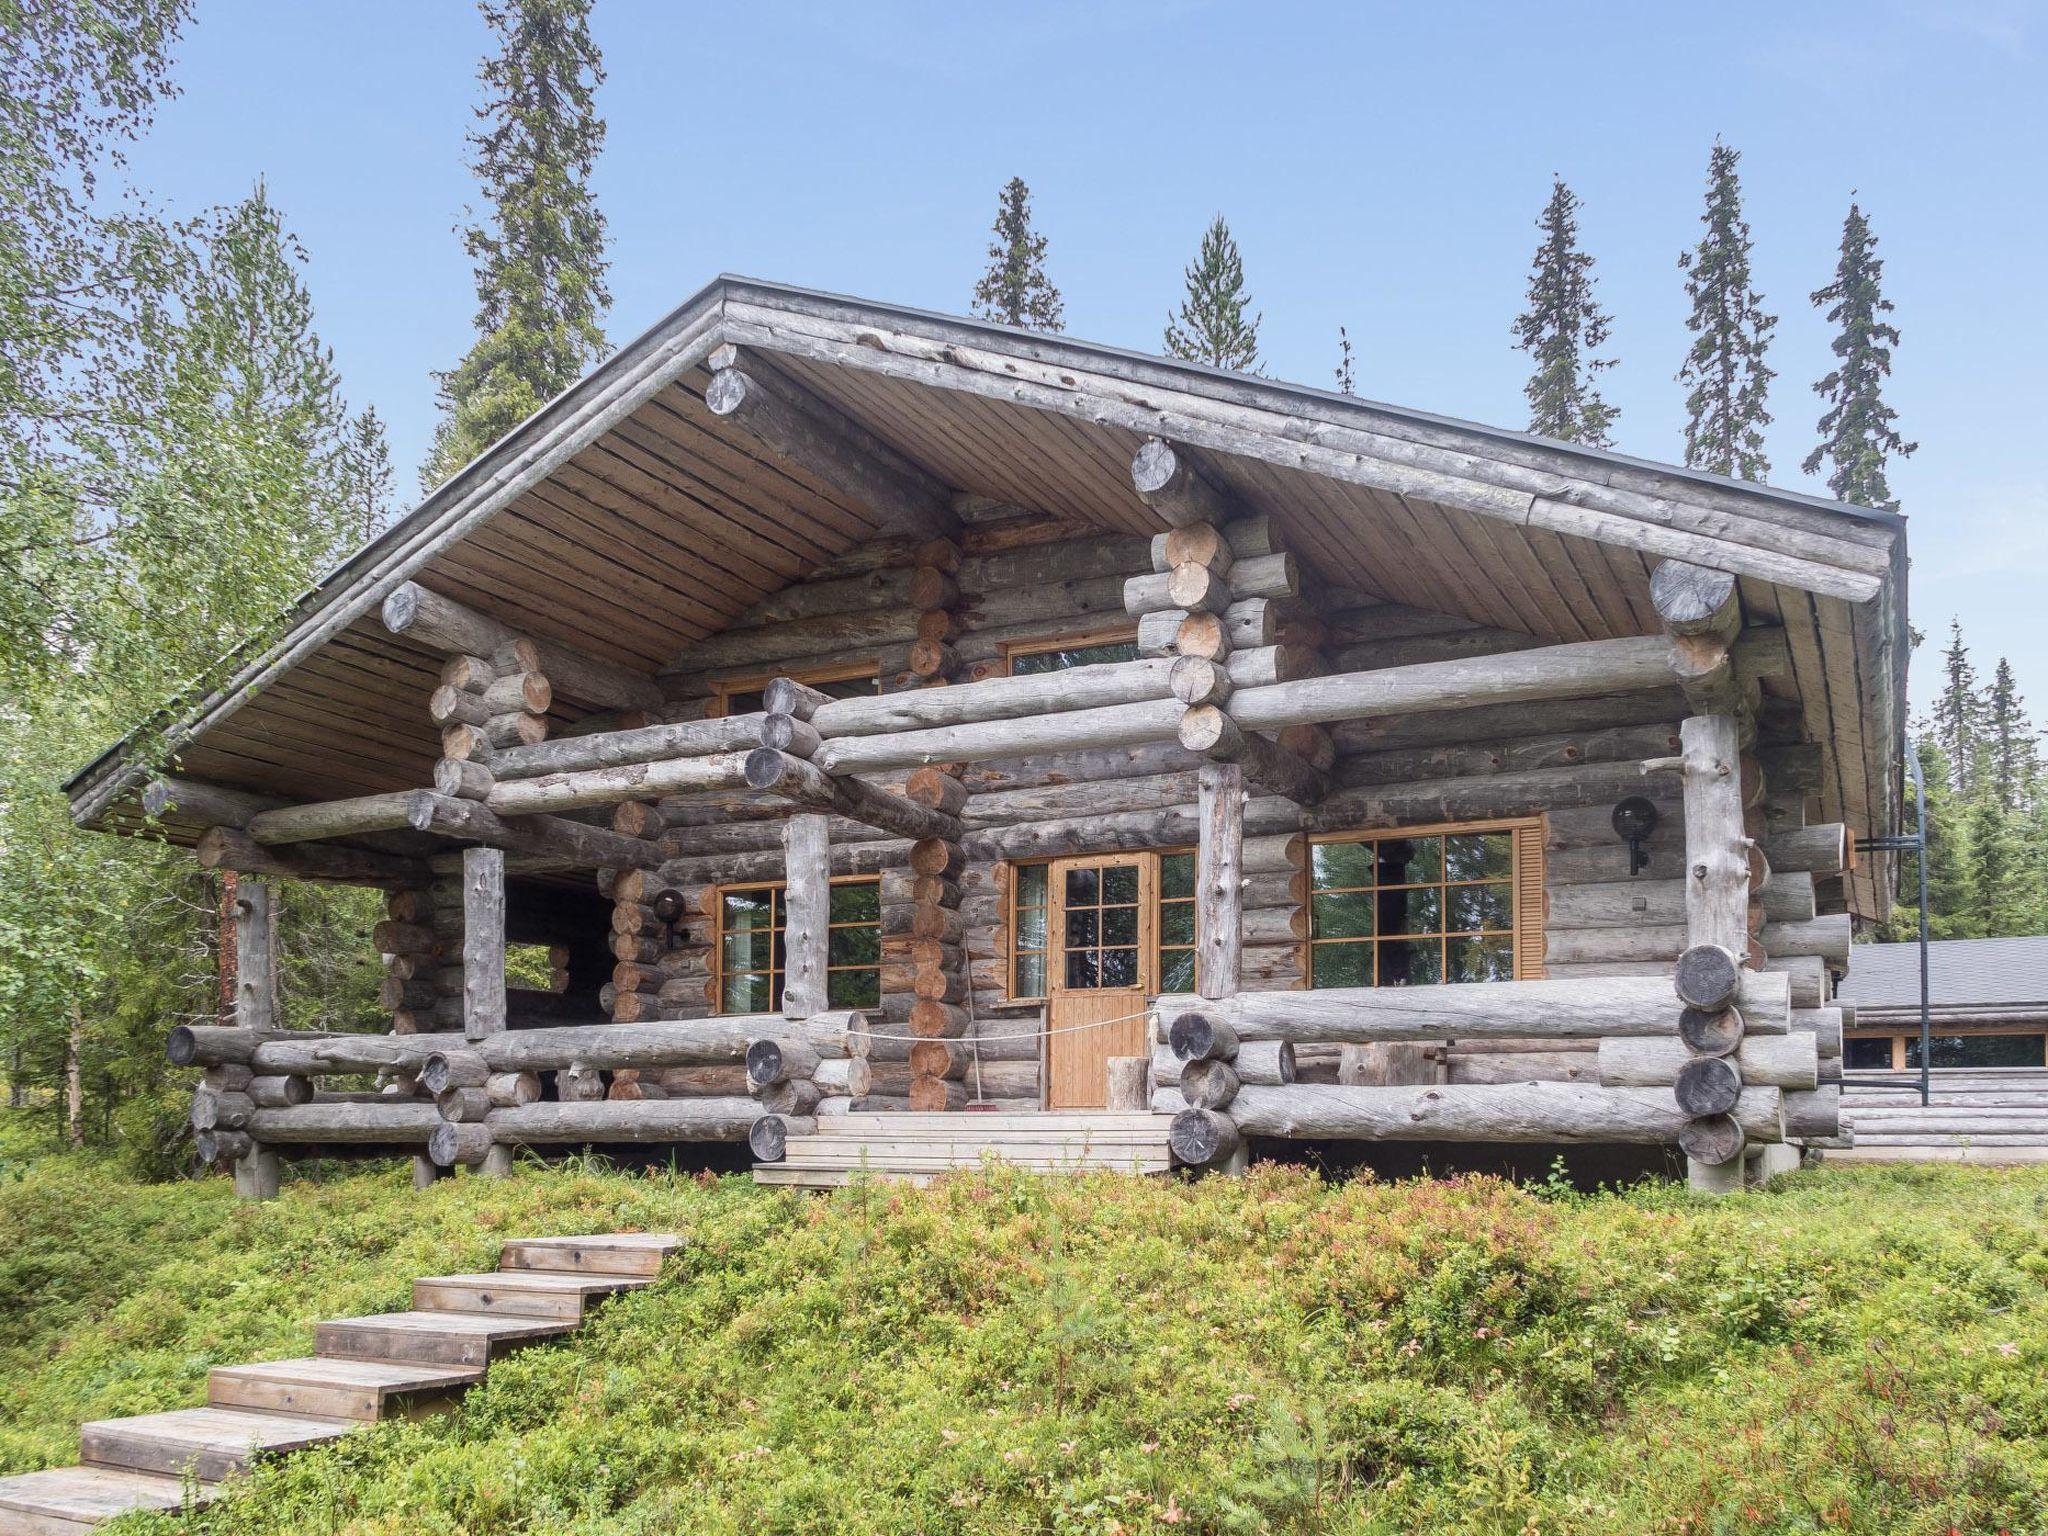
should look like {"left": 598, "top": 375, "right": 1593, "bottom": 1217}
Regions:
{"left": 1046, "top": 853, "right": 1155, "bottom": 1109}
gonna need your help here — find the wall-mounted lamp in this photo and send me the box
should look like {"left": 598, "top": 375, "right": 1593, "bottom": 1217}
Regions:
{"left": 1611, "top": 797, "right": 1660, "bottom": 877}
{"left": 651, "top": 888, "right": 688, "bottom": 947}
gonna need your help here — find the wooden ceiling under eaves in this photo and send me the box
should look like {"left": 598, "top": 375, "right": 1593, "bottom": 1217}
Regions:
{"left": 81, "top": 281, "right": 1904, "bottom": 915}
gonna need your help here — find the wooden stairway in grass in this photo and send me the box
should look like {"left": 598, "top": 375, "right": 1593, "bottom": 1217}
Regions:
{"left": 754, "top": 1112, "right": 1176, "bottom": 1188}
{"left": 0, "top": 1233, "right": 678, "bottom": 1535}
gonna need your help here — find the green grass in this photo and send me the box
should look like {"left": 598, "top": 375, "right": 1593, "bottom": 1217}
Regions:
{"left": 2, "top": 1131, "right": 2046, "bottom": 1534}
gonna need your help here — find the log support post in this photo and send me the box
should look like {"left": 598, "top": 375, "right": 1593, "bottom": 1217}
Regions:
{"left": 232, "top": 880, "right": 277, "bottom": 1033}
{"left": 781, "top": 814, "right": 831, "bottom": 1019}
{"left": 1197, "top": 763, "right": 1244, "bottom": 1000}
{"left": 462, "top": 846, "right": 507, "bottom": 1041}
{"left": 234, "top": 1146, "right": 281, "bottom": 1201}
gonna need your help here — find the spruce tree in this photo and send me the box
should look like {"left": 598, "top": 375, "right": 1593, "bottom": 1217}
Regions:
{"left": 1164, "top": 215, "right": 1261, "bottom": 373}
{"left": 1932, "top": 620, "right": 1986, "bottom": 798}
{"left": 1803, "top": 201, "right": 1915, "bottom": 509}
{"left": 423, "top": 0, "right": 610, "bottom": 489}
{"left": 970, "top": 177, "right": 1062, "bottom": 332}
{"left": 1984, "top": 657, "right": 2038, "bottom": 813}
{"left": 1334, "top": 326, "right": 1356, "bottom": 394}
{"left": 1884, "top": 740, "right": 1976, "bottom": 941}
{"left": 1512, "top": 178, "right": 1618, "bottom": 448}
{"left": 1963, "top": 793, "right": 2026, "bottom": 937}
{"left": 1677, "top": 142, "right": 1775, "bottom": 480}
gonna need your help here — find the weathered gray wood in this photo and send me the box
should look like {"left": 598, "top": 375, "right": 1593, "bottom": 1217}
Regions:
{"left": 1546, "top": 870, "right": 1816, "bottom": 929}
{"left": 1598, "top": 1033, "right": 1818, "bottom": 1091}
{"left": 1650, "top": 562, "right": 1742, "bottom": 639}
{"left": 141, "top": 777, "right": 287, "bottom": 828}
{"left": 1156, "top": 972, "right": 1791, "bottom": 1043}
{"left": 1220, "top": 1082, "right": 1784, "bottom": 1144}
{"left": 1675, "top": 944, "right": 1743, "bottom": 1012}
{"left": 490, "top": 714, "right": 767, "bottom": 778}
{"left": 485, "top": 752, "right": 754, "bottom": 815}
{"left": 780, "top": 814, "right": 830, "bottom": 1019}
{"left": 705, "top": 357, "right": 953, "bottom": 539}
{"left": 246, "top": 1102, "right": 442, "bottom": 1144}
{"left": 233, "top": 880, "right": 276, "bottom": 1032}
{"left": 1763, "top": 823, "right": 1848, "bottom": 876}
{"left": 461, "top": 847, "right": 506, "bottom": 1040}
{"left": 1179, "top": 1058, "right": 1242, "bottom": 1109}
{"left": 1132, "top": 439, "right": 1235, "bottom": 528}
{"left": 479, "top": 1096, "right": 762, "bottom": 1147}
{"left": 407, "top": 793, "right": 665, "bottom": 869}
{"left": 1761, "top": 914, "right": 1852, "bottom": 965}
{"left": 1780, "top": 1085, "right": 1841, "bottom": 1139}
{"left": 245, "top": 1073, "right": 311, "bottom": 1109}
{"left": 1169, "top": 1106, "right": 1244, "bottom": 1165}
{"left": 381, "top": 581, "right": 661, "bottom": 711}
{"left": 1196, "top": 762, "right": 1243, "bottom": 1000}
{"left": 813, "top": 698, "right": 1186, "bottom": 775}
{"left": 743, "top": 748, "right": 960, "bottom": 842}
{"left": 1339, "top": 1042, "right": 1440, "bottom": 1087}
{"left": 245, "top": 792, "right": 422, "bottom": 846}
{"left": 1679, "top": 715, "right": 1751, "bottom": 958}
{"left": 1168, "top": 1009, "right": 1239, "bottom": 1062}
{"left": 1679, "top": 1114, "right": 1747, "bottom": 1167}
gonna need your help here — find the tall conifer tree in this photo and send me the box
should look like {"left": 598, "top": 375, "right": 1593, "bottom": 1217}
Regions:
{"left": 1512, "top": 178, "right": 1617, "bottom": 447}
{"left": 1932, "top": 620, "right": 1986, "bottom": 798}
{"left": 970, "top": 177, "right": 1063, "bottom": 331}
{"left": 1984, "top": 657, "right": 2038, "bottom": 813}
{"left": 424, "top": 0, "right": 610, "bottom": 489}
{"left": 1883, "top": 740, "right": 1976, "bottom": 942}
{"left": 1677, "top": 142, "right": 1775, "bottom": 480}
{"left": 1803, "top": 201, "right": 1914, "bottom": 509}
{"left": 1164, "top": 215, "right": 1261, "bottom": 373}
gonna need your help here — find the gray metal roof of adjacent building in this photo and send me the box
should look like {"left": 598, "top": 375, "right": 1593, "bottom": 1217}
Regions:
{"left": 1839, "top": 936, "right": 2048, "bottom": 1009}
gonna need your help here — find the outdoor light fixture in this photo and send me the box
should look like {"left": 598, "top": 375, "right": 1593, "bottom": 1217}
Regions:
{"left": 1611, "top": 797, "right": 1659, "bottom": 877}
{"left": 651, "top": 888, "right": 688, "bottom": 946}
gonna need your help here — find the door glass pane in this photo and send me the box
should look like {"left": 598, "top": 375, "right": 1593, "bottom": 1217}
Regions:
{"left": 1102, "top": 865, "right": 1140, "bottom": 905}
{"left": 1064, "top": 908, "right": 1099, "bottom": 948}
{"left": 1103, "top": 905, "right": 1139, "bottom": 946}
{"left": 1016, "top": 905, "right": 1047, "bottom": 951}
{"left": 1016, "top": 864, "right": 1048, "bottom": 907}
{"left": 1065, "top": 867, "right": 1098, "bottom": 905}
{"left": 1100, "top": 948, "right": 1139, "bottom": 987}
{"left": 1844, "top": 1037, "right": 1892, "bottom": 1070}
{"left": 1065, "top": 950, "right": 1099, "bottom": 989}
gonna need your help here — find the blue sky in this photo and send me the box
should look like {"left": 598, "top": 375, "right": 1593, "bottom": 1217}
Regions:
{"left": 124, "top": 0, "right": 2044, "bottom": 718}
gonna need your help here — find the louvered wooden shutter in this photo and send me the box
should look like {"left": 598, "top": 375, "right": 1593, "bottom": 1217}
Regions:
{"left": 1514, "top": 820, "right": 1547, "bottom": 980}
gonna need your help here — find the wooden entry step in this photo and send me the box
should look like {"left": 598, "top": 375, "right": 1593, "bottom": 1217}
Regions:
{"left": 755, "top": 1112, "right": 1176, "bottom": 1188}
{"left": 0, "top": 1232, "right": 678, "bottom": 1535}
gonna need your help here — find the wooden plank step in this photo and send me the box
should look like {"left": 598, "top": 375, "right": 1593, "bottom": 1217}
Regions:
{"left": 412, "top": 1270, "right": 650, "bottom": 1321}
{"left": 78, "top": 1408, "right": 352, "bottom": 1482}
{"left": 754, "top": 1166, "right": 937, "bottom": 1188}
{"left": 315, "top": 1309, "right": 576, "bottom": 1367}
{"left": 208, "top": 1357, "right": 481, "bottom": 1422}
{"left": 499, "top": 1233, "right": 681, "bottom": 1278}
{"left": 781, "top": 1144, "right": 1172, "bottom": 1164}
{"left": 0, "top": 1465, "right": 216, "bottom": 1534}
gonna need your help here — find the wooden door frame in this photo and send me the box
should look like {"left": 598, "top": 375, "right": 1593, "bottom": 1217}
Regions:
{"left": 1042, "top": 850, "right": 1158, "bottom": 1109}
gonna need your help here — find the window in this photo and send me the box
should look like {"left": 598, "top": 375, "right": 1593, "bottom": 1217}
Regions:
{"left": 1004, "top": 628, "right": 1140, "bottom": 676}
{"left": 1906, "top": 1033, "right": 2046, "bottom": 1070}
{"left": 1307, "top": 820, "right": 1545, "bottom": 988}
{"left": 1844, "top": 1036, "right": 1895, "bottom": 1071}
{"left": 709, "top": 662, "right": 879, "bottom": 718}
{"left": 1011, "top": 864, "right": 1050, "bottom": 999}
{"left": 1158, "top": 852, "right": 1198, "bottom": 992}
{"left": 716, "top": 877, "right": 881, "bottom": 1013}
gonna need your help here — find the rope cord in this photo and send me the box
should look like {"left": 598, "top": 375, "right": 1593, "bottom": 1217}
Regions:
{"left": 806, "top": 1005, "right": 1160, "bottom": 1047}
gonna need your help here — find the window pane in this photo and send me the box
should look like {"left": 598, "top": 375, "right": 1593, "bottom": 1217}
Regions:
{"left": 1445, "top": 833, "right": 1513, "bottom": 882}
{"left": 1011, "top": 640, "right": 1141, "bottom": 674}
{"left": 1377, "top": 887, "right": 1442, "bottom": 938}
{"left": 1066, "top": 950, "right": 1099, "bottom": 989}
{"left": 1100, "top": 948, "right": 1139, "bottom": 987}
{"left": 1312, "top": 891, "right": 1373, "bottom": 940}
{"left": 830, "top": 883, "right": 879, "bottom": 923}
{"left": 1015, "top": 953, "right": 1046, "bottom": 998}
{"left": 1159, "top": 903, "right": 1195, "bottom": 948}
{"left": 1377, "top": 837, "right": 1441, "bottom": 886}
{"left": 723, "top": 891, "right": 775, "bottom": 930}
{"left": 723, "top": 688, "right": 766, "bottom": 715}
{"left": 1448, "top": 936, "right": 1514, "bottom": 983}
{"left": 820, "top": 674, "right": 881, "bottom": 699}
{"left": 723, "top": 933, "right": 769, "bottom": 971}
{"left": 1311, "top": 841, "right": 1375, "bottom": 890}
{"left": 1159, "top": 949, "right": 1196, "bottom": 993}
{"left": 722, "top": 972, "right": 771, "bottom": 1013}
{"left": 1159, "top": 853, "right": 1195, "bottom": 899}
{"left": 1102, "top": 865, "right": 1140, "bottom": 905}
{"left": 1907, "top": 1033, "right": 2048, "bottom": 1069}
{"left": 828, "top": 969, "right": 880, "bottom": 1009}
{"left": 1016, "top": 864, "right": 1048, "bottom": 907}
{"left": 1064, "top": 908, "right": 1099, "bottom": 949}
{"left": 1103, "top": 905, "right": 1139, "bottom": 947}
{"left": 1447, "top": 884, "right": 1513, "bottom": 933}
{"left": 1312, "top": 942, "right": 1370, "bottom": 989}
{"left": 1844, "top": 1037, "right": 1892, "bottom": 1070}
{"left": 829, "top": 926, "right": 879, "bottom": 967}
{"left": 1016, "top": 905, "right": 1047, "bottom": 952}
{"left": 1377, "top": 939, "right": 1443, "bottom": 986}
{"left": 1065, "top": 867, "right": 1098, "bottom": 905}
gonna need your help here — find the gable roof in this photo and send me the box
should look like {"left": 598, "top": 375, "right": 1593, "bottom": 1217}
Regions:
{"left": 64, "top": 275, "right": 1910, "bottom": 913}
{"left": 1838, "top": 937, "right": 2048, "bottom": 1010}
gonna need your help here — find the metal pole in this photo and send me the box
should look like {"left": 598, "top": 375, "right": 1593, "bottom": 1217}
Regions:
{"left": 1907, "top": 737, "right": 1931, "bottom": 1108}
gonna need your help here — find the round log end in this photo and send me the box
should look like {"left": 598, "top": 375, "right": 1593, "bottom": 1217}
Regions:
{"left": 1169, "top": 655, "right": 1230, "bottom": 707}
{"left": 1649, "top": 561, "right": 1739, "bottom": 634}
{"left": 749, "top": 1114, "right": 792, "bottom": 1162}
{"left": 1169, "top": 1107, "right": 1242, "bottom": 1168}
{"left": 1131, "top": 438, "right": 1180, "bottom": 496}
{"left": 1180, "top": 1058, "right": 1241, "bottom": 1110}
{"left": 1167, "top": 1010, "right": 1237, "bottom": 1064}
{"left": 1675, "top": 1056, "right": 1744, "bottom": 1117}
{"left": 1678, "top": 1006, "right": 1745, "bottom": 1057}
{"left": 428, "top": 1120, "right": 493, "bottom": 1168}
{"left": 742, "top": 746, "right": 794, "bottom": 793}
{"left": 194, "top": 1128, "right": 252, "bottom": 1166}
{"left": 1177, "top": 705, "right": 1238, "bottom": 757}
{"left": 704, "top": 367, "right": 750, "bottom": 418}
{"left": 166, "top": 1025, "right": 199, "bottom": 1067}
{"left": 380, "top": 581, "right": 421, "bottom": 635}
{"left": 745, "top": 1038, "right": 788, "bottom": 1090}
{"left": 1678, "top": 1112, "right": 1747, "bottom": 1167}
{"left": 1674, "top": 944, "right": 1743, "bottom": 1012}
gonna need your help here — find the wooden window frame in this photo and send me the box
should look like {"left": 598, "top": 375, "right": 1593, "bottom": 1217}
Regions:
{"left": 1304, "top": 816, "right": 1546, "bottom": 988}
{"left": 1000, "top": 625, "right": 1140, "bottom": 677}
{"left": 706, "top": 660, "right": 880, "bottom": 719}
{"left": 712, "top": 874, "right": 881, "bottom": 1015}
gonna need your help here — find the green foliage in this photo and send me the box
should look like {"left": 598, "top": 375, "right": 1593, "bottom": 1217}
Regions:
{"left": 422, "top": 0, "right": 610, "bottom": 490}
{"left": 1513, "top": 178, "right": 1617, "bottom": 448}
{"left": 1164, "top": 214, "right": 1262, "bottom": 373}
{"left": 1677, "top": 141, "right": 1775, "bottom": 481}
{"left": 1803, "top": 201, "right": 1915, "bottom": 511}
{"left": 970, "top": 176, "right": 1063, "bottom": 332}
{"left": 0, "top": 1157, "right": 2044, "bottom": 1534}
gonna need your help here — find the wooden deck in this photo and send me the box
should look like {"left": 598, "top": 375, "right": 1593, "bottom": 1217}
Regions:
{"left": 1831, "top": 1070, "right": 2048, "bottom": 1164}
{"left": 753, "top": 1113, "right": 1177, "bottom": 1187}
{"left": 0, "top": 1233, "right": 677, "bottom": 1535}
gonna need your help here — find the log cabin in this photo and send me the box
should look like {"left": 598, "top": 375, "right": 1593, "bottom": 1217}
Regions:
{"left": 63, "top": 276, "right": 1906, "bottom": 1194}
